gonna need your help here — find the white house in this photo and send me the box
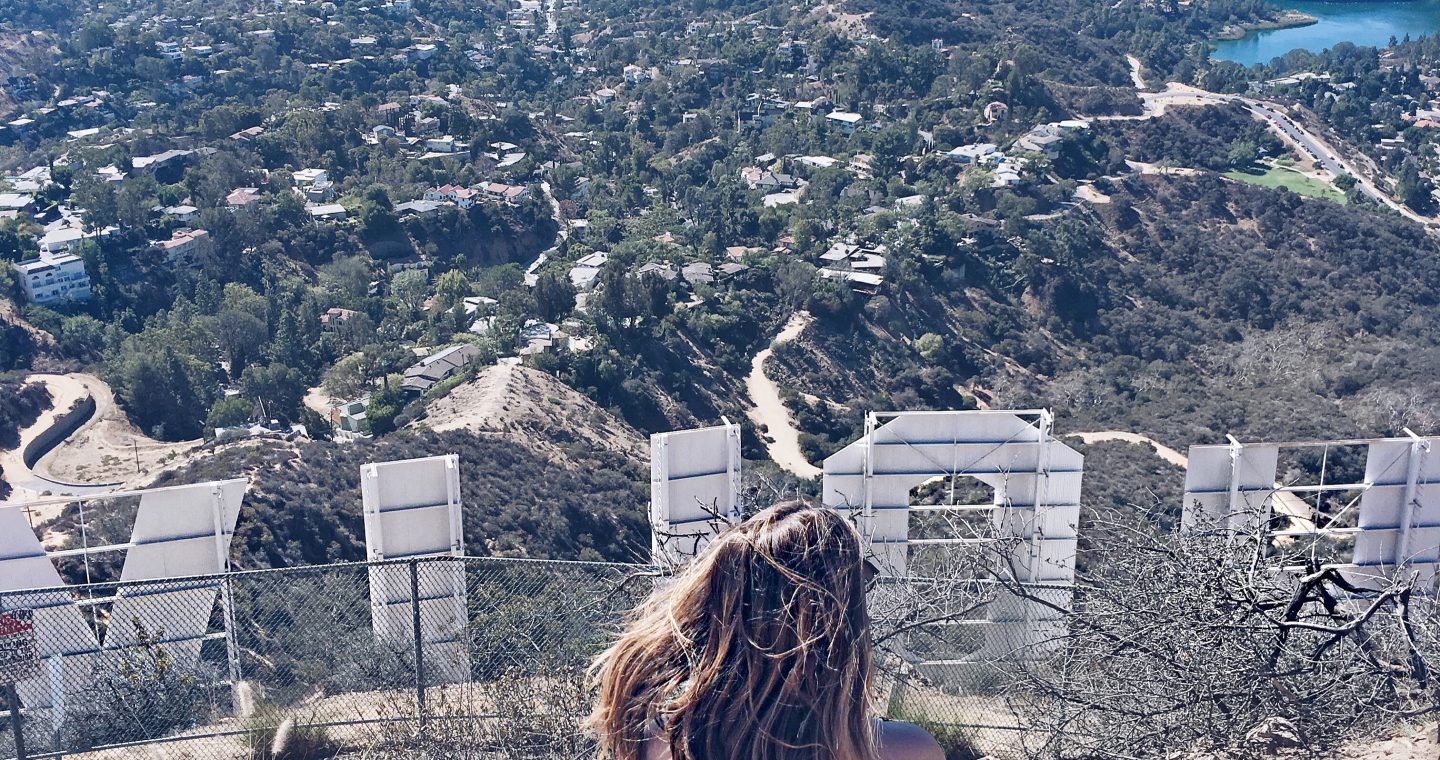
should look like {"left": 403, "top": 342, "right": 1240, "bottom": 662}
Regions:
{"left": 154, "top": 228, "right": 209, "bottom": 264}
{"left": 293, "top": 168, "right": 329, "bottom": 186}
{"left": 825, "top": 111, "right": 863, "bottom": 135}
{"left": 15, "top": 251, "right": 91, "bottom": 304}
{"left": 425, "top": 136, "right": 459, "bottom": 153}
{"left": 424, "top": 184, "right": 478, "bottom": 209}
{"left": 946, "top": 143, "right": 999, "bottom": 164}
{"left": 0, "top": 193, "right": 34, "bottom": 213}
{"left": 623, "top": 64, "right": 652, "bottom": 84}
{"left": 481, "top": 182, "right": 529, "bottom": 204}
{"left": 163, "top": 204, "right": 198, "bottom": 223}
{"left": 569, "top": 251, "right": 609, "bottom": 290}
{"left": 39, "top": 227, "right": 91, "bottom": 255}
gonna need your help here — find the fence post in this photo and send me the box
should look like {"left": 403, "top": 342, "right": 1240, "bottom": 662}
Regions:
{"left": 3, "top": 682, "right": 24, "bottom": 760}
{"left": 0, "top": 588, "right": 20, "bottom": 760}
{"left": 410, "top": 559, "right": 426, "bottom": 730}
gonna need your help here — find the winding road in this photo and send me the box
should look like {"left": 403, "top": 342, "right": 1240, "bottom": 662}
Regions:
{"left": 745, "top": 312, "right": 821, "bottom": 478}
{"left": 0, "top": 373, "right": 201, "bottom": 523}
{"left": 1113, "top": 81, "right": 1431, "bottom": 225}
{"left": 0, "top": 374, "right": 119, "bottom": 501}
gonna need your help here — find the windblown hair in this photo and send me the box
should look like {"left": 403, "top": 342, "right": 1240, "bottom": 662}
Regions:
{"left": 586, "top": 501, "right": 879, "bottom": 760}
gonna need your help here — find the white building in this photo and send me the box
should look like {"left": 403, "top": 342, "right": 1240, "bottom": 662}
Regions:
{"left": 425, "top": 135, "right": 458, "bottom": 153}
{"left": 825, "top": 111, "right": 863, "bottom": 135}
{"left": 946, "top": 143, "right": 1000, "bottom": 164}
{"left": 15, "top": 251, "right": 91, "bottom": 304}
{"left": 154, "top": 228, "right": 209, "bottom": 264}
{"left": 293, "top": 168, "right": 329, "bottom": 187}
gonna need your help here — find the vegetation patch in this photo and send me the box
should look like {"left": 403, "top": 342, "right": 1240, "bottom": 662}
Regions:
{"left": 1224, "top": 164, "right": 1347, "bottom": 204}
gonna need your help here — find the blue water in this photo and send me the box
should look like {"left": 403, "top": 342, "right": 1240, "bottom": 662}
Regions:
{"left": 1212, "top": 1, "right": 1440, "bottom": 66}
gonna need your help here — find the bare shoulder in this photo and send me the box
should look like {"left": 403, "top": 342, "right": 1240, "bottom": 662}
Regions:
{"left": 877, "top": 720, "right": 946, "bottom": 760}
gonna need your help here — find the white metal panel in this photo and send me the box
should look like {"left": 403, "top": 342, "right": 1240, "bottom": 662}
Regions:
{"left": 360, "top": 455, "right": 469, "bottom": 683}
{"left": 0, "top": 507, "right": 99, "bottom": 720}
{"left": 106, "top": 480, "right": 246, "bottom": 671}
{"left": 368, "top": 562, "right": 470, "bottom": 683}
{"left": 823, "top": 410, "right": 1082, "bottom": 577}
{"left": 1181, "top": 443, "right": 1279, "bottom": 532}
{"left": 823, "top": 410, "right": 1083, "bottom": 664}
{"left": 650, "top": 422, "right": 741, "bottom": 564}
{"left": 1355, "top": 436, "right": 1439, "bottom": 568}
{"left": 361, "top": 455, "right": 464, "bottom": 560}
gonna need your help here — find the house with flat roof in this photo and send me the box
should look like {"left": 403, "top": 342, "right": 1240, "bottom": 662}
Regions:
{"left": 154, "top": 228, "right": 209, "bottom": 264}
{"left": 825, "top": 111, "right": 863, "bottom": 135}
{"left": 946, "top": 143, "right": 1000, "bottom": 164}
{"left": 308, "top": 203, "right": 348, "bottom": 221}
{"left": 16, "top": 251, "right": 91, "bottom": 304}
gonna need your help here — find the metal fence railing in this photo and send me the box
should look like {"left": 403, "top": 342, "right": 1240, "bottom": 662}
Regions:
{"left": 0, "top": 557, "right": 1053, "bottom": 760}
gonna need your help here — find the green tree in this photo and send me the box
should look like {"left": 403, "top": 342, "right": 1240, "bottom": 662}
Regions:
{"left": 435, "top": 269, "right": 472, "bottom": 310}
{"left": 365, "top": 375, "right": 405, "bottom": 435}
{"left": 205, "top": 397, "right": 254, "bottom": 435}
{"left": 533, "top": 271, "right": 577, "bottom": 322}
{"left": 240, "top": 363, "right": 307, "bottom": 423}
{"left": 390, "top": 269, "right": 429, "bottom": 315}
{"left": 915, "top": 333, "right": 945, "bottom": 362}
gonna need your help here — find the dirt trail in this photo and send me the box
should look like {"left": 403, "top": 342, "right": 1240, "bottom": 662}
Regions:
{"left": 1066, "top": 431, "right": 1187, "bottom": 467}
{"left": 0, "top": 374, "right": 118, "bottom": 518}
{"left": 1126, "top": 54, "right": 1146, "bottom": 90}
{"left": 1067, "top": 431, "right": 1312, "bottom": 530}
{"left": 745, "top": 312, "right": 821, "bottom": 479}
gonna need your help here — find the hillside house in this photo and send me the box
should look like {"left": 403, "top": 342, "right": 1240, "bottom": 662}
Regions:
{"left": 480, "top": 182, "right": 529, "bottom": 204}
{"left": 947, "top": 143, "right": 1000, "bottom": 164}
{"left": 425, "top": 135, "right": 459, "bottom": 153}
{"left": 425, "top": 184, "right": 479, "bottom": 208}
{"left": 741, "top": 166, "right": 800, "bottom": 190}
{"left": 131, "top": 149, "right": 191, "bottom": 175}
{"left": 154, "top": 228, "right": 209, "bottom": 264}
{"left": 825, "top": 111, "right": 863, "bottom": 135}
{"left": 320, "top": 307, "right": 359, "bottom": 330}
{"left": 395, "top": 199, "right": 442, "bottom": 217}
{"left": 307, "top": 203, "right": 348, "bottom": 221}
{"left": 226, "top": 187, "right": 262, "bottom": 207}
{"left": 230, "top": 126, "right": 264, "bottom": 143}
{"left": 163, "top": 204, "right": 198, "bottom": 223}
{"left": 15, "top": 251, "right": 91, "bottom": 304}
{"left": 0, "top": 193, "right": 34, "bottom": 213}
{"left": 569, "top": 251, "right": 609, "bottom": 290}
{"left": 402, "top": 343, "right": 481, "bottom": 394}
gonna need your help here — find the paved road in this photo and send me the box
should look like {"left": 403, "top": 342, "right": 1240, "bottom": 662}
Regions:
{"left": 1133, "top": 86, "right": 1430, "bottom": 225}
{"left": 0, "top": 374, "right": 121, "bottom": 512}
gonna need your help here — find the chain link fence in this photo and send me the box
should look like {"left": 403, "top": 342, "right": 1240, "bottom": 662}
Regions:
{"left": 0, "top": 557, "right": 1058, "bottom": 760}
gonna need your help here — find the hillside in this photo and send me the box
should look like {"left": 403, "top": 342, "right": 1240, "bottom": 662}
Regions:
{"left": 759, "top": 171, "right": 1440, "bottom": 466}
{"left": 40, "top": 366, "right": 652, "bottom": 580}
{"left": 420, "top": 362, "right": 647, "bottom": 464}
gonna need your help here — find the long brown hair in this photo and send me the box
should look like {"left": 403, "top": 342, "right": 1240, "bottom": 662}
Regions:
{"left": 586, "top": 500, "right": 879, "bottom": 760}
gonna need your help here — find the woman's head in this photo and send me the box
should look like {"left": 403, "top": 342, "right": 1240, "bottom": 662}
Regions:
{"left": 586, "top": 500, "right": 878, "bottom": 760}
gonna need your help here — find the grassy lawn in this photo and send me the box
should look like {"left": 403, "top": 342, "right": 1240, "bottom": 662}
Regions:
{"left": 1224, "top": 164, "right": 1347, "bottom": 204}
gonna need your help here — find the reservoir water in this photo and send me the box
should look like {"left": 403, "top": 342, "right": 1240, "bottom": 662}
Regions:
{"left": 1212, "top": 1, "right": 1440, "bottom": 66}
